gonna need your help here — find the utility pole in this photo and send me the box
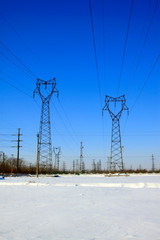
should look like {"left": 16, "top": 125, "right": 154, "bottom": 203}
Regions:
{"left": 97, "top": 160, "right": 101, "bottom": 171}
{"left": 92, "top": 159, "right": 96, "bottom": 171}
{"left": 36, "top": 134, "right": 39, "bottom": 177}
{"left": 17, "top": 128, "right": 20, "bottom": 174}
{"left": 76, "top": 159, "right": 79, "bottom": 172}
{"left": 107, "top": 157, "right": 111, "bottom": 171}
{"left": 11, "top": 154, "right": 14, "bottom": 175}
{"left": 0, "top": 151, "right": 5, "bottom": 175}
{"left": 152, "top": 154, "right": 155, "bottom": 172}
{"left": 2, "top": 152, "right": 5, "bottom": 175}
{"left": 62, "top": 161, "right": 66, "bottom": 172}
{"left": 103, "top": 95, "right": 128, "bottom": 171}
{"left": 73, "top": 160, "right": 75, "bottom": 172}
{"left": 12, "top": 128, "right": 23, "bottom": 175}
{"left": 33, "top": 78, "right": 59, "bottom": 171}
{"left": 80, "top": 141, "right": 84, "bottom": 171}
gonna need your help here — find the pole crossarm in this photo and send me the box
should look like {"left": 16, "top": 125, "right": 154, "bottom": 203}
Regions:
{"left": 103, "top": 95, "right": 128, "bottom": 170}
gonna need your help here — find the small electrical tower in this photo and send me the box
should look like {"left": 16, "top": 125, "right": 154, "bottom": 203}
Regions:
{"left": 33, "top": 78, "right": 58, "bottom": 171}
{"left": 80, "top": 141, "right": 84, "bottom": 171}
{"left": 53, "top": 147, "right": 61, "bottom": 171}
{"left": 76, "top": 159, "right": 79, "bottom": 172}
{"left": 62, "top": 161, "right": 66, "bottom": 172}
{"left": 92, "top": 159, "right": 96, "bottom": 171}
{"left": 73, "top": 160, "right": 76, "bottom": 172}
{"left": 97, "top": 160, "right": 101, "bottom": 171}
{"left": 103, "top": 95, "right": 128, "bottom": 171}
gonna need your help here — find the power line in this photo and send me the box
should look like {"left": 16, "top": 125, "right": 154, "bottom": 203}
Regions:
{"left": 0, "top": 50, "right": 34, "bottom": 81}
{"left": 89, "top": 0, "right": 102, "bottom": 109}
{"left": 0, "top": 40, "right": 37, "bottom": 79}
{"left": 130, "top": 54, "right": 160, "bottom": 111}
{"left": 89, "top": 0, "right": 106, "bottom": 159}
{"left": 134, "top": 0, "right": 153, "bottom": 64}
{"left": 0, "top": 76, "right": 40, "bottom": 109}
{"left": 50, "top": 99, "right": 79, "bottom": 150}
{"left": 0, "top": 77, "right": 32, "bottom": 98}
{"left": 0, "top": 70, "right": 33, "bottom": 91}
{"left": 0, "top": 14, "right": 39, "bottom": 60}
{"left": 131, "top": 0, "right": 159, "bottom": 84}
{"left": 102, "top": 0, "right": 106, "bottom": 84}
{"left": 58, "top": 98, "right": 79, "bottom": 143}
{"left": 0, "top": 14, "right": 48, "bottom": 79}
{"left": 117, "top": 0, "right": 134, "bottom": 96}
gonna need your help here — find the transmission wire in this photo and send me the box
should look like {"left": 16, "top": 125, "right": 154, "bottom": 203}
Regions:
{"left": 134, "top": 0, "right": 153, "bottom": 64}
{"left": 130, "top": 54, "right": 160, "bottom": 111}
{"left": 130, "top": 0, "right": 159, "bottom": 85}
{"left": 0, "top": 51, "right": 35, "bottom": 81}
{"left": 89, "top": 0, "right": 103, "bottom": 109}
{"left": 0, "top": 40, "right": 37, "bottom": 79}
{"left": 117, "top": 0, "right": 134, "bottom": 96}
{"left": 0, "top": 76, "right": 40, "bottom": 109}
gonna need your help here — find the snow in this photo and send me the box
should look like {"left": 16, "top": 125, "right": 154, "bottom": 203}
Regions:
{"left": 0, "top": 174, "right": 160, "bottom": 240}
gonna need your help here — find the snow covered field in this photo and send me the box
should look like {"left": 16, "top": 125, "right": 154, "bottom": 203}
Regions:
{"left": 0, "top": 174, "right": 160, "bottom": 240}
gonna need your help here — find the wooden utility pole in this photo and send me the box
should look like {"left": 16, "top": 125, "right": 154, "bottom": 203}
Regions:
{"left": 36, "top": 134, "right": 39, "bottom": 177}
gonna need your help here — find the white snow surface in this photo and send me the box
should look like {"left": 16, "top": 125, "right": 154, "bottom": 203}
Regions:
{"left": 0, "top": 174, "right": 160, "bottom": 240}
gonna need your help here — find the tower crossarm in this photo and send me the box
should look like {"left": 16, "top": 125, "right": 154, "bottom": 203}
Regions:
{"left": 102, "top": 94, "right": 129, "bottom": 119}
{"left": 33, "top": 78, "right": 59, "bottom": 102}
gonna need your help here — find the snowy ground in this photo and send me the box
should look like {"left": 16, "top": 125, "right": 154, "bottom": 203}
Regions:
{"left": 0, "top": 174, "right": 160, "bottom": 240}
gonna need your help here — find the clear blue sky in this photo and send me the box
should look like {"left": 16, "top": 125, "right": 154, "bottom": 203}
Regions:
{"left": 0, "top": 0, "right": 160, "bottom": 170}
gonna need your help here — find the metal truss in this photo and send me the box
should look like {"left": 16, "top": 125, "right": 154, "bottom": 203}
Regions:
{"left": 53, "top": 147, "right": 61, "bottom": 171}
{"left": 103, "top": 95, "right": 128, "bottom": 170}
{"left": 33, "top": 78, "right": 58, "bottom": 171}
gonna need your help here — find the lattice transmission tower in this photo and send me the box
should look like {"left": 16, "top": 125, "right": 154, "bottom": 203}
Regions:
{"left": 33, "top": 78, "right": 58, "bottom": 171}
{"left": 53, "top": 147, "right": 61, "bottom": 171}
{"left": 103, "top": 95, "right": 128, "bottom": 170}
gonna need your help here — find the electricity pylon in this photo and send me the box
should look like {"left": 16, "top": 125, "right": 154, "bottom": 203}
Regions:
{"left": 33, "top": 78, "right": 58, "bottom": 171}
{"left": 53, "top": 147, "right": 61, "bottom": 171}
{"left": 103, "top": 95, "right": 128, "bottom": 170}
{"left": 80, "top": 141, "right": 84, "bottom": 171}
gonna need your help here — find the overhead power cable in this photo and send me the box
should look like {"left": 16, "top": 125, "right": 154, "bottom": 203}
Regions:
{"left": 0, "top": 51, "right": 34, "bottom": 81}
{"left": 130, "top": 54, "right": 160, "bottom": 111}
{"left": 134, "top": 0, "right": 153, "bottom": 64}
{"left": 58, "top": 98, "right": 79, "bottom": 142}
{"left": 131, "top": 0, "right": 159, "bottom": 83}
{"left": 0, "top": 77, "right": 32, "bottom": 98}
{"left": 89, "top": 0, "right": 102, "bottom": 109}
{"left": 89, "top": 0, "right": 106, "bottom": 158}
{"left": 0, "top": 40, "right": 37, "bottom": 79}
{"left": 0, "top": 76, "right": 40, "bottom": 108}
{"left": 0, "top": 14, "right": 39, "bottom": 60}
{"left": 117, "top": 0, "right": 134, "bottom": 96}
{"left": 102, "top": 0, "right": 106, "bottom": 84}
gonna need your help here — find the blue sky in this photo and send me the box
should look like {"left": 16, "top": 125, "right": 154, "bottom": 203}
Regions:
{"left": 0, "top": 0, "right": 160, "bottom": 170}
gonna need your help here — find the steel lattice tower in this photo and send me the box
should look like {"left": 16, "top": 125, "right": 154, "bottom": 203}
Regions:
{"left": 103, "top": 95, "right": 128, "bottom": 170}
{"left": 33, "top": 78, "right": 58, "bottom": 171}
